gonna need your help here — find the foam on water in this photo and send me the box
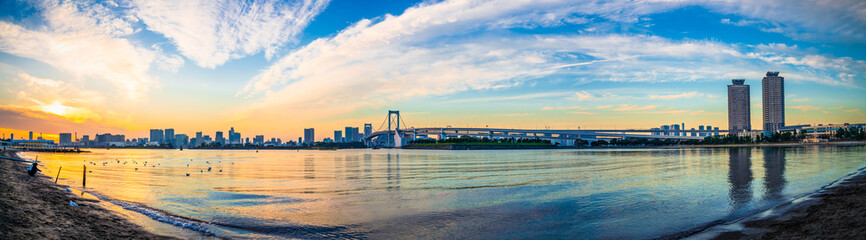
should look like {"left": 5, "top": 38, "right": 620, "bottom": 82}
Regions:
{"left": 82, "top": 190, "right": 222, "bottom": 237}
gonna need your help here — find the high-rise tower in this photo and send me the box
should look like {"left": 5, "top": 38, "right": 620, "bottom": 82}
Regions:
{"left": 762, "top": 72, "right": 784, "bottom": 133}
{"left": 728, "top": 79, "right": 751, "bottom": 135}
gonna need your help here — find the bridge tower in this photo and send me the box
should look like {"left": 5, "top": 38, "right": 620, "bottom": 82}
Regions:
{"left": 387, "top": 110, "right": 403, "bottom": 147}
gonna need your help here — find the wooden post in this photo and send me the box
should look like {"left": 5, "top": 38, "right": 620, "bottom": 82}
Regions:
{"left": 54, "top": 166, "right": 62, "bottom": 183}
{"left": 82, "top": 165, "right": 86, "bottom": 187}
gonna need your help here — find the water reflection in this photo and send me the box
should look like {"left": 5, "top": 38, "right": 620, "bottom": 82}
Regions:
{"left": 386, "top": 154, "right": 400, "bottom": 191}
{"left": 728, "top": 148, "right": 753, "bottom": 209}
{"left": 763, "top": 148, "right": 787, "bottom": 201}
{"left": 304, "top": 156, "right": 315, "bottom": 180}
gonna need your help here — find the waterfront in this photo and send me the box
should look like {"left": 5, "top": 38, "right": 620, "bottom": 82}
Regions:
{"left": 21, "top": 146, "right": 866, "bottom": 239}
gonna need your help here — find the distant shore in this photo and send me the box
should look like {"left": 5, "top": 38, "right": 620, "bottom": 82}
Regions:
{"left": 674, "top": 140, "right": 866, "bottom": 148}
{"left": 0, "top": 150, "right": 175, "bottom": 239}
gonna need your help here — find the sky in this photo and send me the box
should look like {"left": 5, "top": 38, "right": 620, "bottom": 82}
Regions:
{"left": 0, "top": 0, "right": 864, "bottom": 141}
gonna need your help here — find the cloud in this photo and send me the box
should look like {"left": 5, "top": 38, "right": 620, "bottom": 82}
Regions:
{"left": 648, "top": 91, "right": 703, "bottom": 100}
{"left": 0, "top": 0, "right": 158, "bottom": 100}
{"left": 790, "top": 98, "right": 810, "bottom": 102}
{"left": 231, "top": 0, "right": 866, "bottom": 125}
{"left": 596, "top": 105, "right": 613, "bottom": 109}
{"left": 709, "top": 0, "right": 866, "bottom": 42}
{"left": 498, "top": 113, "right": 532, "bottom": 116}
{"left": 569, "top": 111, "right": 596, "bottom": 115}
{"left": 569, "top": 91, "right": 595, "bottom": 101}
{"left": 614, "top": 104, "right": 660, "bottom": 111}
{"left": 645, "top": 110, "right": 721, "bottom": 116}
{"left": 133, "top": 0, "right": 329, "bottom": 68}
{"left": 8, "top": 71, "right": 105, "bottom": 123}
{"left": 788, "top": 105, "right": 822, "bottom": 111}
{"left": 542, "top": 106, "right": 588, "bottom": 110}
{"left": 0, "top": 105, "right": 121, "bottom": 134}
{"left": 444, "top": 92, "right": 572, "bottom": 103}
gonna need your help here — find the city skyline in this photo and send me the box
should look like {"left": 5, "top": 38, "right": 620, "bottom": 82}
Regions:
{"left": 1, "top": 0, "right": 865, "bottom": 141}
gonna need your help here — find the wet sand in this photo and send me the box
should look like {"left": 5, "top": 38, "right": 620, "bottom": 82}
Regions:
{"left": 0, "top": 150, "right": 176, "bottom": 239}
{"left": 695, "top": 168, "right": 866, "bottom": 239}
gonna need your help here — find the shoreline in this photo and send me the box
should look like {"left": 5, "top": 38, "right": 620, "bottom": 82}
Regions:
{"left": 684, "top": 165, "right": 866, "bottom": 239}
{"left": 0, "top": 149, "right": 181, "bottom": 239}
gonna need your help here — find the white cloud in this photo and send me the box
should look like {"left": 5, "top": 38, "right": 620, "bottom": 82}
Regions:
{"left": 234, "top": 0, "right": 865, "bottom": 123}
{"left": 133, "top": 0, "right": 329, "bottom": 68}
{"left": 708, "top": 0, "right": 866, "bottom": 42}
{"left": 0, "top": 0, "right": 157, "bottom": 100}
{"left": 569, "top": 91, "right": 594, "bottom": 101}
{"left": 648, "top": 91, "right": 701, "bottom": 100}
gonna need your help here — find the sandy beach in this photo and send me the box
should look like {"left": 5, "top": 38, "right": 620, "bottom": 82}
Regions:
{"left": 0, "top": 150, "right": 176, "bottom": 240}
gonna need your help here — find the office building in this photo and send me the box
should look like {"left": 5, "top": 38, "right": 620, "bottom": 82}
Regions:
{"left": 195, "top": 132, "right": 203, "bottom": 147}
{"left": 164, "top": 129, "right": 175, "bottom": 145}
{"left": 714, "top": 127, "right": 720, "bottom": 136}
{"left": 345, "top": 127, "right": 359, "bottom": 142}
{"left": 661, "top": 125, "right": 670, "bottom": 136}
{"left": 150, "top": 129, "right": 164, "bottom": 144}
{"left": 254, "top": 135, "right": 264, "bottom": 145}
{"left": 229, "top": 127, "right": 242, "bottom": 144}
{"left": 762, "top": 72, "right": 785, "bottom": 133}
{"left": 728, "top": 79, "right": 751, "bottom": 135}
{"left": 334, "top": 130, "right": 343, "bottom": 143}
{"left": 304, "top": 128, "right": 315, "bottom": 144}
{"left": 215, "top": 131, "right": 225, "bottom": 145}
{"left": 671, "top": 124, "right": 680, "bottom": 136}
{"left": 175, "top": 134, "right": 189, "bottom": 148}
{"left": 59, "top": 133, "right": 72, "bottom": 144}
{"left": 29, "top": 131, "right": 33, "bottom": 140}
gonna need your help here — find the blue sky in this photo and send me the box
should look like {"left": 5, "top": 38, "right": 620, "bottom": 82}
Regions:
{"left": 0, "top": 0, "right": 864, "bottom": 140}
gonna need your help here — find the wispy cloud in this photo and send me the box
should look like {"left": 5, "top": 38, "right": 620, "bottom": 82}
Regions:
{"left": 568, "top": 91, "right": 595, "bottom": 101}
{"left": 498, "top": 113, "right": 532, "bottom": 117}
{"left": 444, "top": 92, "right": 572, "bottom": 103}
{"left": 542, "top": 106, "right": 588, "bottom": 110}
{"left": 648, "top": 91, "right": 702, "bottom": 100}
{"left": 790, "top": 98, "right": 811, "bottom": 102}
{"left": 788, "top": 105, "right": 822, "bottom": 111}
{"left": 569, "top": 111, "right": 596, "bottom": 115}
{"left": 0, "top": 0, "right": 158, "bottom": 100}
{"left": 614, "top": 104, "right": 660, "bottom": 111}
{"left": 596, "top": 105, "right": 613, "bottom": 109}
{"left": 133, "top": 0, "right": 329, "bottom": 68}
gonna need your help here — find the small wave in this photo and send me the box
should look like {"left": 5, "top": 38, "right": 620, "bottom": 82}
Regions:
{"left": 83, "top": 191, "right": 221, "bottom": 237}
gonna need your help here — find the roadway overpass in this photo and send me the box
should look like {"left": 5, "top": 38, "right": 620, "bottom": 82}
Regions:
{"left": 364, "top": 111, "right": 727, "bottom": 147}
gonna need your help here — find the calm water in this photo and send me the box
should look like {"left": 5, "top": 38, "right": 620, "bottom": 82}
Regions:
{"left": 21, "top": 146, "right": 866, "bottom": 239}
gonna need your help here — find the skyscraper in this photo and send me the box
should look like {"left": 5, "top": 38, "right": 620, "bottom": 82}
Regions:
{"left": 215, "top": 131, "right": 225, "bottom": 145}
{"left": 59, "top": 133, "right": 72, "bottom": 144}
{"left": 304, "top": 128, "right": 315, "bottom": 144}
{"left": 728, "top": 79, "right": 751, "bottom": 135}
{"left": 334, "top": 130, "right": 343, "bottom": 143}
{"left": 762, "top": 72, "right": 785, "bottom": 133}
{"left": 175, "top": 134, "right": 189, "bottom": 148}
{"left": 164, "top": 129, "right": 175, "bottom": 145}
{"left": 150, "top": 129, "right": 164, "bottom": 144}
{"left": 345, "top": 127, "right": 359, "bottom": 142}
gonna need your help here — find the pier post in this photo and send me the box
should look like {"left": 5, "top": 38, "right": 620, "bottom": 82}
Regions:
{"left": 55, "top": 166, "right": 62, "bottom": 183}
{"left": 82, "top": 165, "right": 86, "bottom": 187}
